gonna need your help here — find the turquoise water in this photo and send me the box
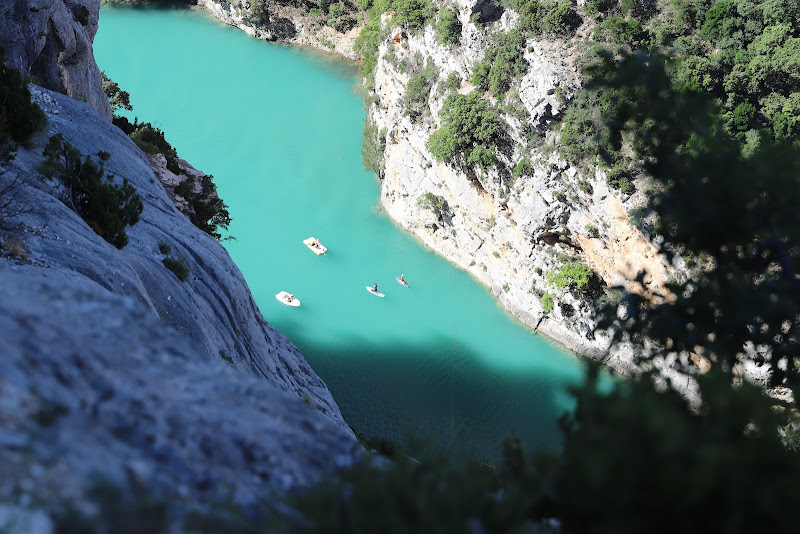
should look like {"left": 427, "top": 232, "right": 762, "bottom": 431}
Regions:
{"left": 94, "top": 6, "right": 586, "bottom": 460}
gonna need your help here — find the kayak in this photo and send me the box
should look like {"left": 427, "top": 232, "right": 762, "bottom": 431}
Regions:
{"left": 303, "top": 237, "right": 327, "bottom": 255}
{"left": 275, "top": 291, "right": 300, "bottom": 307}
{"left": 395, "top": 276, "right": 410, "bottom": 287}
{"left": 366, "top": 286, "right": 385, "bottom": 298}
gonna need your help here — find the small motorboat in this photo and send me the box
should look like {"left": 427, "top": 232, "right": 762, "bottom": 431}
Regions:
{"left": 275, "top": 291, "right": 300, "bottom": 307}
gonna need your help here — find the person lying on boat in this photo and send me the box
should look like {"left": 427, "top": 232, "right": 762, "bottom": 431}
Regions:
{"left": 285, "top": 293, "right": 295, "bottom": 302}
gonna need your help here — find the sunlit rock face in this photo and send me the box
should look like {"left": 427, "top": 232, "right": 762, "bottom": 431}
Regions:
{"left": 366, "top": 0, "right": 670, "bottom": 372}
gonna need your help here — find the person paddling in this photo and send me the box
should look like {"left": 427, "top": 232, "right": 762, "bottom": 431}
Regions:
{"left": 372, "top": 283, "right": 378, "bottom": 293}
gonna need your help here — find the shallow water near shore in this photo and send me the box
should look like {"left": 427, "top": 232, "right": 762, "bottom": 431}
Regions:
{"left": 95, "top": 6, "right": 587, "bottom": 460}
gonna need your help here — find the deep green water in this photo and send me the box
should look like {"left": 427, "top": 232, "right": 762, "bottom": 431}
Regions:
{"left": 95, "top": 6, "right": 587, "bottom": 460}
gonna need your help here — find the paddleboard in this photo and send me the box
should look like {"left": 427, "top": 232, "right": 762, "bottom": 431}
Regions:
{"left": 275, "top": 291, "right": 300, "bottom": 307}
{"left": 366, "top": 286, "right": 385, "bottom": 298}
{"left": 303, "top": 237, "right": 327, "bottom": 255}
{"left": 395, "top": 276, "right": 410, "bottom": 287}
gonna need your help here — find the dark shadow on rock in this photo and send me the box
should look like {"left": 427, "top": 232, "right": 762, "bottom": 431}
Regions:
{"left": 271, "top": 17, "right": 297, "bottom": 40}
{"left": 471, "top": 0, "right": 505, "bottom": 25}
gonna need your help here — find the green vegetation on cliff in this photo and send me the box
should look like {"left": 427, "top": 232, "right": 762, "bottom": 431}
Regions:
{"left": 101, "top": 74, "right": 233, "bottom": 241}
{"left": 0, "top": 53, "right": 47, "bottom": 161}
{"left": 40, "top": 134, "right": 143, "bottom": 249}
{"left": 427, "top": 91, "right": 506, "bottom": 171}
{"left": 559, "top": 0, "right": 800, "bottom": 185}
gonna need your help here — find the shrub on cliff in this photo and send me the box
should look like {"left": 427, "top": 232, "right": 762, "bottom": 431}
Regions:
{"left": 436, "top": 4, "right": 462, "bottom": 45}
{"left": 547, "top": 262, "right": 603, "bottom": 299}
{"left": 0, "top": 53, "right": 47, "bottom": 161}
{"left": 416, "top": 191, "right": 447, "bottom": 220}
{"left": 40, "top": 134, "right": 143, "bottom": 249}
{"left": 508, "top": 0, "right": 580, "bottom": 38}
{"left": 427, "top": 91, "right": 506, "bottom": 171}
{"left": 361, "top": 116, "right": 386, "bottom": 175}
{"left": 174, "top": 174, "right": 233, "bottom": 241}
{"left": 392, "top": 0, "right": 436, "bottom": 32}
{"left": 404, "top": 56, "right": 438, "bottom": 121}
{"left": 162, "top": 255, "right": 190, "bottom": 281}
{"left": 471, "top": 30, "right": 528, "bottom": 98}
{"left": 101, "top": 72, "right": 132, "bottom": 115}
{"left": 129, "top": 122, "right": 181, "bottom": 174}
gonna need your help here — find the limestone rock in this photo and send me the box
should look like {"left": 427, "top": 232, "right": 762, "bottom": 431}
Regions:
{"left": 0, "top": 0, "right": 112, "bottom": 120}
{"left": 198, "top": 0, "right": 361, "bottom": 60}
{"left": 0, "top": 87, "right": 361, "bottom": 508}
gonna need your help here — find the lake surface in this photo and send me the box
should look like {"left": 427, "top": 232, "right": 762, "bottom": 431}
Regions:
{"left": 95, "top": 6, "right": 587, "bottom": 460}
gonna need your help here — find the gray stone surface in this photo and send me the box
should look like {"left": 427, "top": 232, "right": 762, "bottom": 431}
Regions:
{"left": 0, "top": 0, "right": 112, "bottom": 120}
{"left": 0, "top": 88, "right": 360, "bottom": 511}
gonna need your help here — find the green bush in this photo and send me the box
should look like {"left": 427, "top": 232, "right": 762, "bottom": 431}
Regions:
{"left": 404, "top": 57, "right": 438, "bottom": 120}
{"left": 540, "top": 292, "right": 554, "bottom": 312}
{"left": 0, "top": 53, "right": 47, "bottom": 160}
{"left": 392, "top": 0, "right": 436, "bottom": 32}
{"left": 417, "top": 191, "right": 447, "bottom": 218}
{"left": 542, "top": 1, "right": 581, "bottom": 36}
{"left": 41, "top": 134, "right": 143, "bottom": 249}
{"left": 427, "top": 91, "right": 506, "bottom": 171}
{"left": 436, "top": 5, "right": 462, "bottom": 45}
{"left": 512, "top": 158, "right": 533, "bottom": 178}
{"left": 361, "top": 116, "right": 386, "bottom": 175}
{"left": 129, "top": 121, "right": 181, "bottom": 174}
{"left": 547, "top": 262, "right": 603, "bottom": 298}
{"left": 101, "top": 72, "right": 132, "bottom": 115}
{"left": 173, "top": 175, "right": 232, "bottom": 240}
{"left": 443, "top": 71, "right": 461, "bottom": 92}
{"left": 354, "top": 0, "right": 392, "bottom": 81}
{"left": 604, "top": 163, "right": 634, "bottom": 195}
{"left": 595, "top": 16, "right": 647, "bottom": 47}
{"left": 508, "top": 0, "right": 579, "bottom": 38}
{"left": 249, "top": 0, "right": 270, "bottom": 25}
{"left": 162, "top": 256, "right": 190, "bottom": 281}
{"left": 471, "top": 30, "right": 527, "bottom": 97}
{"left": 328, "top": 1, "right": 356, "bottom": 32}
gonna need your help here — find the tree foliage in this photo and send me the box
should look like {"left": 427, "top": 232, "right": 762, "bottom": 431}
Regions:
{"left": 101, "top": 72, "right": 132, "bottom": 115}
{"left": 590, "top": 49, "right": 800, "bottom": 387}
{"left": 404, "top": 56, "right": 437, "bottom": 121}
{"left": 0, "top": 53, "right": 47, "bottom": 161}
{"left": 471, "top": 30, "right": 528, "bottom": 98}
{"left": 436, "top": 4, "right": 462, "bottom": 45}
{"left": 41, "top": 134, "right": 143, "bottom": 249}
{"left": 547, "top": 262, "right": 604, "bottom": 298}
{"left": 427, "top": 91, "right": 506, "bottom": 171}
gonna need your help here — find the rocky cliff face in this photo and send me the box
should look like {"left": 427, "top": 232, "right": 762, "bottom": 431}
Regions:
{"left": 0, "top": 87, "right": 360, "bottom": 518}
{"left": 0, "top": 0, "right": 112, "bottom": 120}
{"left": 365, "top": 4, "right": 672, "bottom": 371}
{"left": 199, "top": 0, "right": 361, "bottom": 60}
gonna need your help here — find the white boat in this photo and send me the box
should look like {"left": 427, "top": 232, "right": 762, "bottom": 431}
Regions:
{"left": 275, "top": 291, "right": 300, "bottom": 307}
{"left": 303, "top": 237, "right": 327, "bottom": 255}
{"left": 366, "top": 286, "right": 385, "bottom": 297}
